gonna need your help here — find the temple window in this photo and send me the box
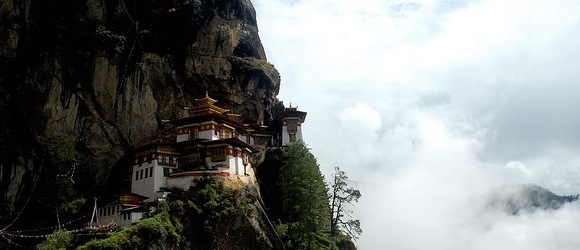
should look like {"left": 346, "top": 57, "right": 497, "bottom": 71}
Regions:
{"left": 220, "top": 127, "right": 234, "bottom": 139}
{"left": 287, "top": 120, "right": 298, "bottom": 133}
{"left": 211, "top": 148, "right": 226, "bottom": 162}
{"left": 189, "top": 128, "right": 199, "bottom": 139}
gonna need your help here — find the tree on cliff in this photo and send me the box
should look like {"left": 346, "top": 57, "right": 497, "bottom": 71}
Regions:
{"left": 329, "top": 167, "right": 362, "bottom": 240}
{"left": 167, "top": 176, "right": 252, "bottom": 249}
{"left": 278, "top": 141, "right": 332, "bottom": 249}
{"left": 38, "top": 136, "right": 85, "bottom": 215}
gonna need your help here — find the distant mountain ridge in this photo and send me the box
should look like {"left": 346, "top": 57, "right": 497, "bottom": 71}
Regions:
{"left": 488, "top": 184, "right": 579, "bottom": 215}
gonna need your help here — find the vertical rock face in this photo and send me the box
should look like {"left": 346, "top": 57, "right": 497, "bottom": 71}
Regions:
{"left": 0, "top": 0, "right": 282, "bottom": 214}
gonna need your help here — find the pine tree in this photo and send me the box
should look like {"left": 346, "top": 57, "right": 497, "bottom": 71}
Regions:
{"left": 329, "top": 167, "right": 362, "bottom": 239}
{"left": 279, "top": 141, "right": 331, "bottom": 249}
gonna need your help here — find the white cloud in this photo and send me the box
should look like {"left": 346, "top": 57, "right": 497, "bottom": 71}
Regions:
{"left": 253, "top": 0, "right": 580, "bottom": 248}
{"left": 339, "top": 103, "right": 381, "bottom": 135}
{"left": 506, "top": 161, "right": 534, "bottom": 179}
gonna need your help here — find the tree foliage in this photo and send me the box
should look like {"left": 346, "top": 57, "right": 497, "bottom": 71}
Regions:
{"left": 168, "top": 176, "right": 253, "bottom": 249}
{"left": 76, "top": 203, "right": 182, "bottom": 250}
{"left": 329, "top": 167, "right": 362, "bottom": 239}
{"left": 45, "top": 177, "right": 255, "bottom": 249}
{"left": 38, "top": 136, "right": 85, "bottom": 214}
{"left": 39, "top": 136, "right": 80, "bottom": 167}
{"left": 36, "top": 229, "right": 73, "bottom": 250}
{"left": 279, "top": 141, "right": 333, "bottom": 249}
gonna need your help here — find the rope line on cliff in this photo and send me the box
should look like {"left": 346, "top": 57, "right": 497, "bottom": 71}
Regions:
{"left": 0, "top": 236, "right": 19, "bottom": 249}
{"left": 0, "top": 199, "right": 117, "bottom": 233}
{"left": 2, "top": 214, "right": 91, "bottom": 234}
{"left": 0, "top": 233, "right": 24, "bottom": 248}
{"left": 115, "top": 0, "right": 141, "bottom": 110}
{"left": 117, "top": 31, "right": 138, "bottom": 87}
{"left": 1, "top": 227, "right": 113, "bottom": 239}
{"left": 116, "top": 16, "right": 142, "bottom": 96}
{"left": 119, "top": 0, "right": 136, "bottom": 25}
{"left": 0, "top": 160, "right": 44, "bottom": 232}
{"left": 0, "top": 199, "right": 118, "bottom": 245}
{"left": 256, "top": 196, "right": 286, "bottom": 249}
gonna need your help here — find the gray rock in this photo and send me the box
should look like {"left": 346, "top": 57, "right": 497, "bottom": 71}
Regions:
{"left": 0, "top": 0, "right": 281, "bottom": 216}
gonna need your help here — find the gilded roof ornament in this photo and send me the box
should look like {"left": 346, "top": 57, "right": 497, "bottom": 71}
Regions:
{"left": 191, "top": 93, "right": 229, "bottom": 114}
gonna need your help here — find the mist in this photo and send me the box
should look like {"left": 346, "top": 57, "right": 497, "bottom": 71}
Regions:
{"left": 253, "top": 0, "right": 580, "bottom": 249}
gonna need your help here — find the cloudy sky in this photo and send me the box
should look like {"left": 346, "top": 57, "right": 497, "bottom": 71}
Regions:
{"left": 252, "top": 0, "right": 580, "bottom": 249}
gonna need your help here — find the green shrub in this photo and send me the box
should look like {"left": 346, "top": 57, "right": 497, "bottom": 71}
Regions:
{"left": 37, "top": 230, "right": 74, "bottom": 250}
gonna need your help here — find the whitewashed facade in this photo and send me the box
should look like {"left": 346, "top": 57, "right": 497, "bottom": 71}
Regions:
{"left": 95, "top": 194, "right": 147, "bottom": 227}
{"left": 124, "top": 95, "right": 307, "bottom": 211}
{"left": 129, "top": 95, "right": 257, "bottom": 202}
{"left": 276, "top": 106, "right": 307, "bottom": 146}
{"left": 97, "top": 94, "right": 307, "bottom": 228}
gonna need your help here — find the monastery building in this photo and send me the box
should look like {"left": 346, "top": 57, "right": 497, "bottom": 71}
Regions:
{"left": 96, "top": 94, "right": 306, "bottom": 225}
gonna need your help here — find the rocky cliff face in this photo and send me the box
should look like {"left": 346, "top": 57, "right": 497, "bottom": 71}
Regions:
{"left": 0, "top": 0, "right": 282, "bottom": 216}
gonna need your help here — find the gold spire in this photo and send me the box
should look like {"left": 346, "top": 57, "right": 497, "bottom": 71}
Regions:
{"left": 190, "top": 93, "right": 229, "bottom": 115}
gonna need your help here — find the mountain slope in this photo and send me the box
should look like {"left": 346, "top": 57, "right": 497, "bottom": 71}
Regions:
{"left": 488, "top": 184, "right": 579, "bottom": 215}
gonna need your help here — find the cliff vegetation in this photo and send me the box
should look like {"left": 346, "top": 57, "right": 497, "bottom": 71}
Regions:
{"left": 34, "top": 142, "right": 360, "bottom": 249}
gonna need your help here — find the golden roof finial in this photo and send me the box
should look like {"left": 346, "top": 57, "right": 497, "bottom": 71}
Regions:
{"left": 192, "top": 92, "right": 229, "bottom": 114}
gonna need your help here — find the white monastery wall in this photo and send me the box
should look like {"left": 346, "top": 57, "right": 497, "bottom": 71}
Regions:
{"left": 282, "top": 127, "right": 290, "bottom": 146}
{"left": 131, "top": 161, "right": 160, "bottom": 202}
{"left": 152, "top": 161, "right": 166, "bottom": 202}
{"left": 296, "top": 127, "right": 303, "bottom": 143}
{"left": 176, "top": 134, "right": 188, "bottom": 142}
{"left": 167, "top": 175, "right": 196, "bottom": 191}
{"left": 282, "top": 126, "right": 303, "bottom": 146}
{"left": 97, "top": 204, "right": 121, "bottom": 225}
{"left": 130, "top": 212, "right": 143, "bottom": 224}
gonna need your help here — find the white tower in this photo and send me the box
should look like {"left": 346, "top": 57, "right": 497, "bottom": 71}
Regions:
{"left": 278, "top": 105, "right": 307, "bottom": 146}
